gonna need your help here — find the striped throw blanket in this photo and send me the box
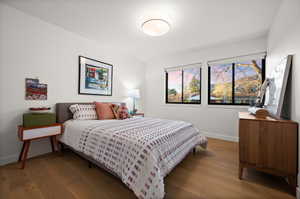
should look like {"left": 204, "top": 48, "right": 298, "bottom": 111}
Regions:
{"left": 76, "top": 117, "right": 207, "bottom": 199}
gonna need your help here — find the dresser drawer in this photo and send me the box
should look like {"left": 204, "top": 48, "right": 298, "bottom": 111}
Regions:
{"left": 22, "top": 125, "right": 61, "bottom": 140}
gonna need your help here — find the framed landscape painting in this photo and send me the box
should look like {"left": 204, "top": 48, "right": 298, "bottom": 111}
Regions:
{"left": 78, "top": 56, "right": 113, "bottom": 96}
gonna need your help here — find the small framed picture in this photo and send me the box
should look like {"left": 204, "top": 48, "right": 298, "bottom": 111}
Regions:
{"left": 78, "top": 56, "right": 113, "bottom": 96}
{"left": 25, "top": 78, "right": 48, "bottom": 100}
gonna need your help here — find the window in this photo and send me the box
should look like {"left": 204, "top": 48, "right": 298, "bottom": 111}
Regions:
{"left": 166, "top": 64, "right": 201, "bottom": 104}
{"left": 208, "top": 53, "right": 266, "bottom": 105}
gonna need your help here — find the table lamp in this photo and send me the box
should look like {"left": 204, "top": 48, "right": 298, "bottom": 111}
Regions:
{"left": 128, "top": 89, "right": 140, "bottom": 114}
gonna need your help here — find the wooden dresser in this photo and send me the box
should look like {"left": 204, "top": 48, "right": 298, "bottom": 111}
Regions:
{"left": 238, "top": 112, "right": 298, "bottom": 188}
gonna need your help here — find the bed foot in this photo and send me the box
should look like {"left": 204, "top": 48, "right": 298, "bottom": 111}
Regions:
{"left": 61, "top": 143, "right": 65, "bottom": 151}
{"left": 88, "top": 161, "right": 93, "bottom": 168}
{"left": 58, "top": 142, "right": 65, "bottom": 155}
{"left": 193, "top": 147, "right": 196, "bottom": 155}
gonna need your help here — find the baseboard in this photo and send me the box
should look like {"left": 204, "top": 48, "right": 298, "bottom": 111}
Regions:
{"left": 0, "top": 154, "right": 18, "bottom": 166}
{"left": 202, "top": 131, "right": 239, "bottom": 142}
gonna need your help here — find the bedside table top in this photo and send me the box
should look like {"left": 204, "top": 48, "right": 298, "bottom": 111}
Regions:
{"left": 132, "top": 113, "right": 144, "bottom": 115}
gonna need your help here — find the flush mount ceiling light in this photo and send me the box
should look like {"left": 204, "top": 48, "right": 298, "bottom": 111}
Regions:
{"left": 141, "top": 19, "right": 170, "bottom": 36}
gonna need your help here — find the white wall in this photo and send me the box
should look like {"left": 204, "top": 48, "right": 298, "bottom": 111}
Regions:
{"left": 0, "top": 3, "right": 146, "bottom": 165}
{"left": 266, "top": 0, "right": 300, "bottom": 194}
{"left": 145, "top": 36, "right": 267, "bottom": 141}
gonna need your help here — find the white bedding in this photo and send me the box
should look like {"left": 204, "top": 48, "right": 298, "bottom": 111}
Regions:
{"left": 59, "top": 117, "right": 207, "bottom": 199}
{"left": 60, "top": 119, "right": 108, "bottom": 150}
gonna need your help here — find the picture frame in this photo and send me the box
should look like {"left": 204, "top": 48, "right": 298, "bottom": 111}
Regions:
{"left": 264, "top": 55, "right": 292, "bottom": 119}
{"left": 78, "top": 56, "right": 113, "bottom": 96}
{"left": 25, "top": 78, "right": 48, "bottom": 100}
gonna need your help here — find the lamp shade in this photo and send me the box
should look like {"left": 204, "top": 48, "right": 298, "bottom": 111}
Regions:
{"left": 128, "top": 89, "right": 140, "bottom": 98}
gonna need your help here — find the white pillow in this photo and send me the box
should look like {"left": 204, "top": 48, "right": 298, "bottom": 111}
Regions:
{"left": 69, "top": 104, "right": 97, "bottom": 120}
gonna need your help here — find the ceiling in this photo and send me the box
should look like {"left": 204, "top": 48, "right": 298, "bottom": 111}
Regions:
{"left": 2, "top": 0, "right": 282, "bottom": 62}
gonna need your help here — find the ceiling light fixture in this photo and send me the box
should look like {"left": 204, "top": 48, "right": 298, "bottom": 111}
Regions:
{"left": 141, "top": 19, "right": 170, "bottom": 36}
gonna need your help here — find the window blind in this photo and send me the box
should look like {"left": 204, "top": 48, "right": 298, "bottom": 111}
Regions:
{"left": 164, "top": 62, "right": 202, "bottom": 72}
{"left": 207, "top": 52, "right": 266, "bottom": 66}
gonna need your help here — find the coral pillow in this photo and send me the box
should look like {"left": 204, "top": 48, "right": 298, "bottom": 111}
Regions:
{"left": 94, "top": 102, "right": 115, "bottom": 120}
{"left": 111, "top": 104, "right": 131, "bottom": 120}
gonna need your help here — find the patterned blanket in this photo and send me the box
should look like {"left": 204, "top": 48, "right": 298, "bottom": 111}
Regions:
{"left": 75, "top": 117, "right": 207, "bottom": 199}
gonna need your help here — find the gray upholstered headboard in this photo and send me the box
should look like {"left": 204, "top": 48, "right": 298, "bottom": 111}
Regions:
{"left": 56, "top": 102, "right": 125, "bottom": 123}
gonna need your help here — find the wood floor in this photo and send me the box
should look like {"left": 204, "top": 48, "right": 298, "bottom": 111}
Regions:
{"left": 0, "top": 138, "right": 295, "bottom": 199}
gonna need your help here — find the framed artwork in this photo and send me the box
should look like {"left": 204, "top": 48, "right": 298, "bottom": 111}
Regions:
{"left": 264, "top": 55, "right": 292, "bottom": 118}
{"left": 78, "top": 56, "right": 113, "bottom": 96}
{"left": 25, "top": 78, "right": 47, "bottom": 100}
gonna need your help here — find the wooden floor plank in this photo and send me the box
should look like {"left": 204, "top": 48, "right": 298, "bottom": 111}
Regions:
{"left": 0, "top": 164, "right": 44, "bottom": 199}
{"left": 24, "top": 156, "right": 77, "bottom": 199}
{"left": 0, "top": 138, "right": 295, "bottom": 199}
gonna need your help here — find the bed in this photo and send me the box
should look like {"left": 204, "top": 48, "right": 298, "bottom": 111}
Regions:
{"left": 56, "top": 103, "right": 207, "bottom": 199}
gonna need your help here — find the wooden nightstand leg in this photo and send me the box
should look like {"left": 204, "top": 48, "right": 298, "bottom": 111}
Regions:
{"left": 50, "top": 136, "right": 55, "bottom": 152}
{"left": 21, "top": 141, "right": 31, "bottom": 169}
{"left": 239, "top": 164, "right": 244, "bottom": 180}
{"left": 287, "top": 175, "right": 297, "bottom": 189}
{"left": 50, "top": 136, "right": 59, "bottom": 152}
{"left": 53, "top": 136, "right": 59, "bottom": 152}
{"left": 18, "top": 142, "right": 26, "bottom": 162}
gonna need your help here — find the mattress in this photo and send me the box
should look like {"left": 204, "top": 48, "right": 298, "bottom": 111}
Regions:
{"left": 59, "top": 117, "right": 207, "bottom": 199}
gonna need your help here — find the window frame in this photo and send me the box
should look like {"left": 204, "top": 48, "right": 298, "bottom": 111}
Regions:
{"left": 165, "top": 67, "right": 202, "bottom": 104}
{"left": 208, "top": 58, "right": 266, "bottom": 106}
